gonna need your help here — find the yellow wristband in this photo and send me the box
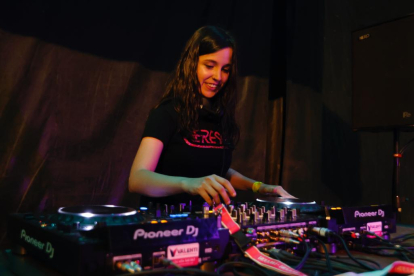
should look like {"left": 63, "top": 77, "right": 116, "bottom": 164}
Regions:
{"left": 252, "top": 182, "right": 262, "bottom": 193}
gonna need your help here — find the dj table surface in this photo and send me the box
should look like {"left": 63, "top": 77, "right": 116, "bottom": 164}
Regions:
{"left": 1, "top": 224, "right": 413, "bottom": 276}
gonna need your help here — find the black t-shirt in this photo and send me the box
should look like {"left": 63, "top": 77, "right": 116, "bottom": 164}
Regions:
{"left": 140, "top": 100, "right": 233, "bottom": 205}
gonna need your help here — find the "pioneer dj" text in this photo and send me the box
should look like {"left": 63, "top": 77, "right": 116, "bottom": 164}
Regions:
{"left": 133, "top": 225, "right": 199, "bottom": 240}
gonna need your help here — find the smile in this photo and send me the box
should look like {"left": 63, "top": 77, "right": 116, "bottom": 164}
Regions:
{"left": 206, "top": 83, "right": 219, "bottom": 89}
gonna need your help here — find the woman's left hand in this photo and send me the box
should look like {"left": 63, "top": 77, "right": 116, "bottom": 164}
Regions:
{"left": 257, "top": 183, "right": 297, "bottom": 198}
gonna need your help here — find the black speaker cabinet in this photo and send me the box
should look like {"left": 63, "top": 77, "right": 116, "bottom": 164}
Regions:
{"left": 352, "top": 14, "right": 414, "bottom": 131}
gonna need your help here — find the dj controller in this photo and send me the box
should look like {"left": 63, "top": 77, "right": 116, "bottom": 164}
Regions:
{"left": 7, "top": 198, "right": 397, "bottom": 276}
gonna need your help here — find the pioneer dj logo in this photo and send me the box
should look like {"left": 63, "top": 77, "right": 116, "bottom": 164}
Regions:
{"left": 133, "top": 225, "right": 199, "bottom": 240}
{"left": 354, "top": 209, "right": 385, "bottom": 218}
{"left": 20, "top": 229, "right": 55, "bottom": 259}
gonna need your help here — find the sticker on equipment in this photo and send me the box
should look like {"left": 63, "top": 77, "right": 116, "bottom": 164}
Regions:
{"left": 167, "top": 243, "right": 199, "bottom": 267}
{"left": 367, "top": 221, "right": 382, "bottom": 234}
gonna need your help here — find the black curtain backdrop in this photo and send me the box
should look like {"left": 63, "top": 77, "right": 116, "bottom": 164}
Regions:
{"left": 2, "top": 0, "right": 414, "bottom": 250}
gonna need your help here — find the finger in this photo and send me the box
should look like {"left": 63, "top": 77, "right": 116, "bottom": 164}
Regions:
{"left": 198, "top": 189, "right": 213, "bottom": 206}
{"left": 274, "top": 186, "right": 297, "bottom": 199}
{"left": 207, "top": 177, "right": 232, "bottom": 204}
{"left": 211, "top": 182, "right": 232, "bottom": 204}
{"left": 259, "top": 184, "right": 277, "bottom": 194}
{"left": 203, "top": 181, "right": 223, "bottom": 204}
{"left": 213, "top": 175, "right": 236, "bottom": 197}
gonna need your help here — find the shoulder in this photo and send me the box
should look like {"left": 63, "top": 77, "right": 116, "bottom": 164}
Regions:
{"left": 151, "top": 99, "right": 177, "bottom": 117}
{"left": 149, "top": 100, "right": 178, "bottom": 120}
{"left": 145, "top": 98, "right": 178, "bottom": 128}
{"left": 142, "top": 99, "right": 179, "bottom": 143}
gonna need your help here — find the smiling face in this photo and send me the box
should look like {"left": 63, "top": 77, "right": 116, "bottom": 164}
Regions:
{"left": 196, "top": 47, "right": 233, "bottom": 99}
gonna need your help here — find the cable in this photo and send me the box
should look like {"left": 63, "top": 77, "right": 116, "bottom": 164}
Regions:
{"left": 294, "top": 240, "right": 311, "bottom": 270}
{"left": 328, "top": 254, "right": 381, "bottom": 270}
{"left": 313, "top": 236, "right": 334, "bottom": 274}
{"left": 391, "top": 232, "right": 414, "bottom": 242}
{"left": 269, "top": 249, "right": 367, "bottom": 274}
{"left": 363, "top": 231, "right": 414, "bottom": 260}
{"left": 117, "top": 268, "right": 219, "bottom": 276}
{"left": 216, "top": 261, "right": 270, "bottom": 276}
{"left": 311, "top": 228, "right": 377, "bottom": 271}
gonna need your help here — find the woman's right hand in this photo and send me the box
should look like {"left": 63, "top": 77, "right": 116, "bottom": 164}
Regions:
{"left": 181, "top": 174, "right": 237, "bottom": 206}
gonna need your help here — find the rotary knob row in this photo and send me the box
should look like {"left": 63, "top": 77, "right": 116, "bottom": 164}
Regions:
{"left": 229, "top": 205, "right": 297, "bottom": 224}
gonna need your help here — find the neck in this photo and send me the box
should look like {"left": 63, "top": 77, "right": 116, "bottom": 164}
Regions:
{"left": 201, "top": 97, "right": 214, "bottom": 109}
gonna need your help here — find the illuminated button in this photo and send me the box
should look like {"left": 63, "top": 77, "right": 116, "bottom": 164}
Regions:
{"left": 169, "top": 213, "right": 188, "bottom": 218}
{"left": 160, "top": 220, "right": 168, "bottom": 223}
{"left": 150, "top": 220, "right": 158, "bottom": 224}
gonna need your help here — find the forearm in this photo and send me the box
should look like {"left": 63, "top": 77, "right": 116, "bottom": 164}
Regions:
{"left": 128, "top": 169, "right": 186, "bottom": 197}
{"left": 226, "top": 168, "right": 256, "bottom": 191}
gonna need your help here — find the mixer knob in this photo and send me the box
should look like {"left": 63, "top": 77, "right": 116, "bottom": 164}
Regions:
{"left": 94, "top": 221, "right": 107, "bottom": 228}
{"left": 271, "top": 206, "right": 276, "bottom": 215}
{"left": 155, "top": 209, "right": 161, "bottom": 218}
{"left": 232, "top": 209, "right": 238, "bottom": 218}
{"left": 249, "top": 207, "right": 254, "bottom": 214}
{"left": 203, "top": 203, "right": 210, "bottom": 216}
{"left": 155, "top": 203, "right": 161, "bottom": 218}
{"left": 262, "top": 212, "right": 269, "bottom": 223}
{"left": 249, "top": 213, "right": 256, "bottom": 224}
{"left": 267, "top": 210, "right": 273, "bottom": 220}
{"left": 286, "top": 209, "right": 292, "bottom": 219}
{"left": 72, "top": 221, "right": 80, "bottom": 230}
{"left": 170, "top": 205, "right": 175, "bottom": 214}
{"left": 237, "top": 213, "right": 244, "bottom": 224}
{"left": 278, "top": 209, "right": 285, "bottom": 220}
{"left": 188, "top": 200, "right": 193, "bottom": 213}
{"left": 228, "top": 205, "right": 234, "bottom": 214}
{"left": 179, "top": 203, "right": 186, "bottom": 213}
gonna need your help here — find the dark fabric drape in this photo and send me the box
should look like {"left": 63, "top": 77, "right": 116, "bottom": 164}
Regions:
{"left": 0, "top": 0, "right": 283, "bottom": 247}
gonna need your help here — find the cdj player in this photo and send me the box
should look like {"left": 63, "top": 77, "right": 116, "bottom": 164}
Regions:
{"left": 6, "top": 199, "right": 397, "bottom": 275}
{"left": 7, "top": 205, "right": 229, "bottom": 275}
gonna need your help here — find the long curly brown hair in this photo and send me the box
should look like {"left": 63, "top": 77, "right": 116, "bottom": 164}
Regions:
{"left": 158, "top": 26, "right": 240, "bottom": 147}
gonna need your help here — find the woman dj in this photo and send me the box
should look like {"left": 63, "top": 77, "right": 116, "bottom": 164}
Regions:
{"left": 128, "top": 26, "right": 295, "bottom": 206}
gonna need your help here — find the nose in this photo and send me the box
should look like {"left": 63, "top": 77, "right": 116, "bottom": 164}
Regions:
{"left": 213, "top": 68, "right": 222, "bottom": 82}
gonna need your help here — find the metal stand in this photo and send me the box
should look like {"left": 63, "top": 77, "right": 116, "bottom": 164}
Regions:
{"left": 392, "top": 129, "right": 401, "bottom": 218}
{"left": 392, "top": 129, "right": 414, "bottom": 222}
